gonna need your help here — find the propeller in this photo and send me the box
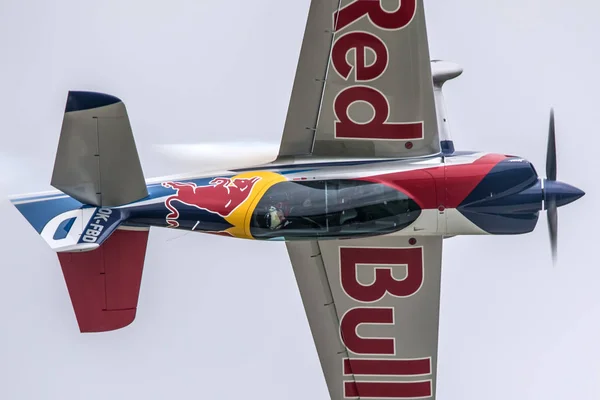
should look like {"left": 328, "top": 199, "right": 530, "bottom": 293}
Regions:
{"left": 545, "top": 109, "right": 558, "bottom": 264}
{"left": 540, "top": 109, "right": 585, "bottom": 265}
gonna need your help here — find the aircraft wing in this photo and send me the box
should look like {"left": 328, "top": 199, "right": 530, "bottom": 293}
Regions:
{"left": 286, "top": 235, "right": 442, "bottom": 399}
{"left": 278, "top": 0, "right": 439, "bottom": 159}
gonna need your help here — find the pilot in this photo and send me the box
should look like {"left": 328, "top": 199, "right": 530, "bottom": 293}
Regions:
{"left": 264, "top": 206, "right": 290, "bottom": 230}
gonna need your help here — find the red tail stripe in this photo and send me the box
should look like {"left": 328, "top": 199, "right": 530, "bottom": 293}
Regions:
{"left": 343, "top": 358, "right": 431, "bottom": 376}
{"left": 344, "top": 380, "right": 432, "bottom": 398}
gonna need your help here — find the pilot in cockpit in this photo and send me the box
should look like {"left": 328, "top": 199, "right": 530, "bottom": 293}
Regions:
{"left": 265, "top": 206, "right": 287, "bottom": 230}
{"left": 264, "top": 200, "right": 316, "bottom": 230}
{"left": 262, "top": 182, "right": 328, "bottom": 231}
{"left": 264, "top": 196, "right": 321, "bottom": 230}
{"left": 264, "top": 206, "right": 290, "bottom": 230}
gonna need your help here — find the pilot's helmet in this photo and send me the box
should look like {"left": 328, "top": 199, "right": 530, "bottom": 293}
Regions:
{"left": 264, "top": 206, "right": 285, "bottom": 230}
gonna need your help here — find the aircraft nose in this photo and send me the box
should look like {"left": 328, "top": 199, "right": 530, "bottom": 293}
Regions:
{"left": 543, "top": 180, "right": 585, "bottom": 209}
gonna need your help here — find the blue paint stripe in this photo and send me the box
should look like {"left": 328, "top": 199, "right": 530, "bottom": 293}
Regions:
{"left": 11, "top": 192, "right": 67, "bottom": 202}
{"left": 15, "top": 196, "right": 83, "bottom": 233}
{"left": 53, "top": 217, "right": 76, "bottom": 240}
{"left": 279, "top": 169, "right": 316, "bottom": 175}
{"left": 441, "top": 140, "right": 455, "bottom": 154}
{"left": 459, "top": 209, "right": 539, "bottom": 235}
{"left": 12, "top": 151, "right": 482, "bottom": 225}
{"left": 232, "top": 158, "right": 402, "bottom": 172}
{"left": 233, "top": 151, "right": 478, "bottom": 173}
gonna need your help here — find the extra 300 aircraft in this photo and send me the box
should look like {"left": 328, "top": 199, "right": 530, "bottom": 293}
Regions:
{"left": 10, "top": 1, "right": 584, "bottom": 399}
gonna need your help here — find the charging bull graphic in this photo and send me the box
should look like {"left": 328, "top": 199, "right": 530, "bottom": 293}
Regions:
{"left": 161, "top": 177, "right": 261, "bottom": 228}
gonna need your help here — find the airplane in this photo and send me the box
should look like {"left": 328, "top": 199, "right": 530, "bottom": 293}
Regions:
{"left": 9, "top": 1, "right": 584, "bottom": 399}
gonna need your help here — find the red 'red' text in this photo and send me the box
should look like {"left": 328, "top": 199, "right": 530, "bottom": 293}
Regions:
{"left": 331, "top": 0, "right": 422, "bottom": 141}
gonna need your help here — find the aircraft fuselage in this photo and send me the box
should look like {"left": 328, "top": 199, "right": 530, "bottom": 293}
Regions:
{"left": 116, "top": 151, "right": 581, "bottom": 241}
{"left": 14, "top": 150, "right": 583, "bottom": 252}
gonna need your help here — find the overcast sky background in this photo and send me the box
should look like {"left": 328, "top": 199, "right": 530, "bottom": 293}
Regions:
{"left": 0, "top": 0, "right": 598, "bottom": 399}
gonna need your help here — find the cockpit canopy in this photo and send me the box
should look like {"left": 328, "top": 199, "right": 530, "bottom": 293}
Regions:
{"left": 250, "top": 179, "right": 421, "bottom": 240}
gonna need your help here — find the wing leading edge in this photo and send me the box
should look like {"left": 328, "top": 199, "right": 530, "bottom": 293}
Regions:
{"left": 286, "top": 235, "right": 443, "bottom": 399}
{"left": 279, "top": 0, "right": 439, "bottom": 159}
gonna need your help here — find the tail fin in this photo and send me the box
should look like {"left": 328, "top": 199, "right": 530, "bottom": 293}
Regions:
{"left": 51, "top": 91, "right": 148, "bottom": 207}
{"left": 11, "top": 193, "right": 149, "bottom": 332}
{"left": 10, "top": 91, "right": 151, "bottom": 333}
{"left": 13, "top": 90, "right": 148, "bottom": 250}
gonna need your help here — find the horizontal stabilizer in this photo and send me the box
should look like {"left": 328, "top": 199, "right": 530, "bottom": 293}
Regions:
{"left": 51, "top": 91, "right": 148, "bottom": 207}
{"left": 12, "top": 195, "right": 127, "bottom": 252}
{"left": 57, "top": 228, "right": 149, "bottom": 333}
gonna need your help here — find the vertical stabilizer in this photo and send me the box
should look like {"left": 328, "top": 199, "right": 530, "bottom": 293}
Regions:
{"left": 51, "top": 91, "right": 148, "bottom": 207}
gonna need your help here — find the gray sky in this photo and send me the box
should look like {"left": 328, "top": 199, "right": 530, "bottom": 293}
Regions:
{"left": 0, "top": 0, "right": 598, "bottom": 399}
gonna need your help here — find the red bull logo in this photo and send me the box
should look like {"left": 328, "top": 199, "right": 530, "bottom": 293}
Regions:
{"left": 161, "top": 177, "right": 261, "bottom": 228}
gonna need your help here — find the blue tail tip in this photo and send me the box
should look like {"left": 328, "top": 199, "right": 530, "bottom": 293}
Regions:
{"left": 65, "top": 91, "right": 122, "bottom": 113}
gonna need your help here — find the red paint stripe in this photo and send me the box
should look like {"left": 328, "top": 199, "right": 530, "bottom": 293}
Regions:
{"left": 360, "top": 153, "right": 507, "bottom": 209}
{"left": 360, "top": 168, "right": 438, "bottom": 209}
{"left": 344, "top": 380, "right": 432, "bottom": 398}
{"left": 444, "top": 153, "right": 507, "bottom": 208}
{"left": 343, "top": 358, "right": 431, "bottom": 376}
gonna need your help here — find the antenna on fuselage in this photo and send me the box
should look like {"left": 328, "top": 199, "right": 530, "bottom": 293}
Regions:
{"left": 431, "top": 60, "right": 463, "bottom": 155}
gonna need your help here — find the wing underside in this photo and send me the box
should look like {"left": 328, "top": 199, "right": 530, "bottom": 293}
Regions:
{"left": 279, "top": 0, "right": 439, "bottom": 159}
{"left": 286, "top": 235, "right": 443, "bottom": 399}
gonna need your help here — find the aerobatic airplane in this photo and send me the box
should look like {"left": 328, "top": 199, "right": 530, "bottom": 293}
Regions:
{"left": 10, "top": 1, "right": 584, "bottom": 399}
